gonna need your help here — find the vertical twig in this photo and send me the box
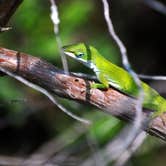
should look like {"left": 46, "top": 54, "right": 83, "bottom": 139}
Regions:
{"left": 45, "top": 0, "right": 89, "bottom": 124}
{"left": 111, "top": 131, "right": 147, "bottom": 166}
{"left": 101, "top": 0, "right": 145, "bottom": 162}
{"left": 49, "top": 0, "right": 69, "bottom": 73}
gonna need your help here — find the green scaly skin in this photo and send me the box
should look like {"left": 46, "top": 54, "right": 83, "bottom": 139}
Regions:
{"left": 63, "top": 43, "right": 166, "bottom": 117}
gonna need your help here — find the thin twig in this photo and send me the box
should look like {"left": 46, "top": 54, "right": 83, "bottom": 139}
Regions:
{"left": 49, "top": 0, "right": 86, "bottom": 124}
{"left": 0, "top": 67, "right": 90, "bottom": 124}
{"left": 139, "top": 74, "right": 166, "bottom": 80}
{"left": 49, "top": 0, "right": 88, "bottom": 124}
{"left": 49, "top": 0, "right": 69, "bottom": 73}
{"left": 114, "top": 131, "right": 147, "bottom": 166}
{"left": 101, "top": 0, "right": 144, "bottom": 160}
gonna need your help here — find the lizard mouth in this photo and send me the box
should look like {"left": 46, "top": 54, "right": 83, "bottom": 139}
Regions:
{"left": 62, "top": 46, "right": 76, "bottom": 58}
{"left": 63, "top": 51, "right": 76, "bottom": 59}
{"left": 63, "top": 50, "right": 89, "bottom": 67}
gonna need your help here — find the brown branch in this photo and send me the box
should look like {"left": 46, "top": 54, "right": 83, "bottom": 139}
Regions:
{"left": 0, "top": 47, "right": 166, "bottom": 140}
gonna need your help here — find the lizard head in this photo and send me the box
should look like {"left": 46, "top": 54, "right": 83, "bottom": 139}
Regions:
{"left": 63, "top": 43, "right": 94, "bottom": 67}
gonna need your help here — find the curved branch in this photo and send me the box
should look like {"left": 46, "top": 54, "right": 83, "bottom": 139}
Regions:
{"left": 0, "top": 47, "right": 166, "bottom": 140}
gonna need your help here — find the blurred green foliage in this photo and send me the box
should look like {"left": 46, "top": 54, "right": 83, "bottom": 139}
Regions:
{"left": 89, "top": 113, "right": 123, "bottom": 145}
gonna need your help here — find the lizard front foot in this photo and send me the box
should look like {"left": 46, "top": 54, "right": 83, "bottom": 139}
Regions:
{"left": 90, "top": 83, "right": 109, "bottom": 90}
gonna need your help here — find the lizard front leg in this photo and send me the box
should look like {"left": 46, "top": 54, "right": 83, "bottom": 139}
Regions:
{"left": 91, "top": 73, "right": 109, "bottom": 89}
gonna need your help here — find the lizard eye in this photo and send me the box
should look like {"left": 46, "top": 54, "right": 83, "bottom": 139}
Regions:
{"left": 76, "top": 52, "right": 84, "bottom": 58}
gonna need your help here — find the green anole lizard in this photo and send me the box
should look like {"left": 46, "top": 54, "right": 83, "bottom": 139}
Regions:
{"left": 63, "top": 43, "right": 166, "bottom": 117}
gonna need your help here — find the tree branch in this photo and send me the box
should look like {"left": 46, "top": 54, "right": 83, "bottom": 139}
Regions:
{"left": 0, "top": 47, "right": 166, "bottom": 140}
{"left": 0, "top": 0, "right": 23, "bottom": 27}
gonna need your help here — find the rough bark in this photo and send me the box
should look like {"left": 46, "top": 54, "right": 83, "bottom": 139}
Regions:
{"left": 0, "top": 47, "right": 166, "bottom": 140}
